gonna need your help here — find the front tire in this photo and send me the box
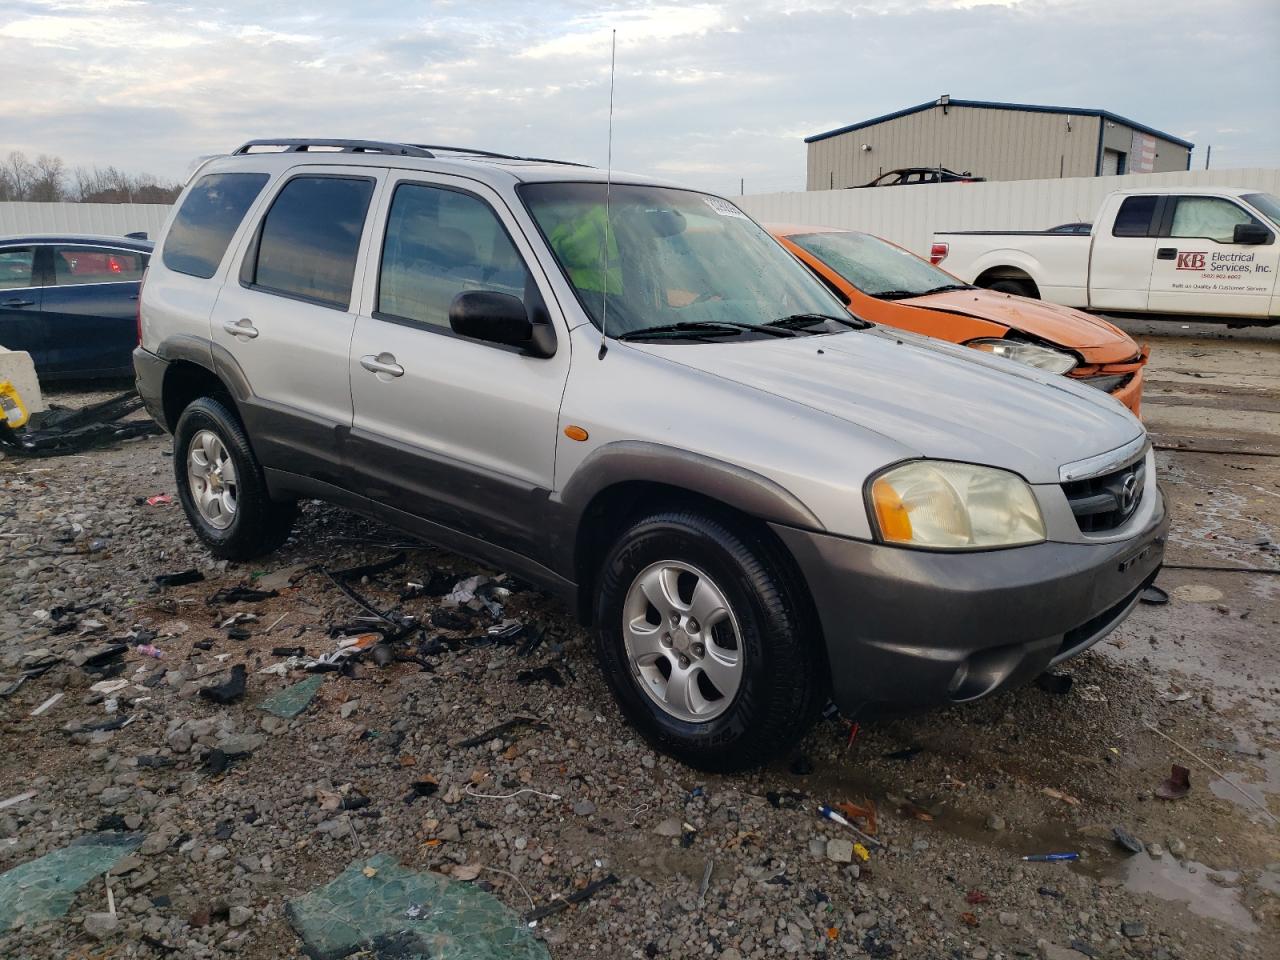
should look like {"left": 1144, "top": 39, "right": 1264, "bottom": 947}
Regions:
{"left": 173, "top": 396, "right": 296, "bottom": 560}
{"left": 595, "top": 510, "right": 824, "bottom": 772}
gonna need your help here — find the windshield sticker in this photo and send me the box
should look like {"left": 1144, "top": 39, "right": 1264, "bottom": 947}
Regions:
{"left": 703, "top": 197, "right": 748, "bottom": 219}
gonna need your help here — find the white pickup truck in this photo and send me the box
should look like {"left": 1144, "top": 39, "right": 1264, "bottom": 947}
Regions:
{"left": 931, "top": 187, "right": 1280, "bottom": 324}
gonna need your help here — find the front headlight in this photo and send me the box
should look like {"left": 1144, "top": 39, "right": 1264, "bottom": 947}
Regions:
{"left": 967, "top": 338, "right": 1077, "bottom": 375}
{"left": 869, "top": 460, "right": 1046, "bottom": 549}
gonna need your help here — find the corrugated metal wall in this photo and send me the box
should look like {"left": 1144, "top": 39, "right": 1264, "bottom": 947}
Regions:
{"left": 0, "top": 202, "right": 172, "bottom": 238}
{"left": 806, "top": 106, "right": 1191, "bottom": 189}
{"left": 744, "top": 168, "right": 1280, "bottom": 257}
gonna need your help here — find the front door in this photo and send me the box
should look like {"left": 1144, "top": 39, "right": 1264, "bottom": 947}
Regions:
{"left": 1146, "top": 195, "right": 1279, "bottom": 318}
{"left": 38, "top": 243, "right": 147, "bottom": 377}
{"left": 347, "top": 173, "right": 571, "bottom": 564}
{"left": 211, "top": 167, "right": 383, "bottom": 486}
{"left": 0, "top": 246, "right": 43, "bottom": 366}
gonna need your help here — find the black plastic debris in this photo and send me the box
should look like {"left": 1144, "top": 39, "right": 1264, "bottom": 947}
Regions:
{"left": 207, "top": 586, "right": 278, "bottom": 606}
{"left": 0, "top": 391, "right": 161, "bottom": 457}
{"left": 331, "top": 552, "right": 407, "bottom": 581}
{"left": 199, "top": 665, "right": 247, "bottom": 705}
{"left": 271, "top": 646, "right": 306, "bottom": 658}
{"left": 226, "top": 627, "right": 251, "bottom": 641}
{"left": 431, "top": 608, "right": 473, "bottom": 631}
{"left": 154, "top": 569, "right": 205, "bottom": 588}
{"left": 515, "top": 665, "right": 565, "bottom": 688}
{"left": 81, "top": 644, "right": 128, "bottom": 669}
{"left": 1139, "top": 584, "right": 1169, "bottom": 605}
{"left": 455, "top": 717, "right": 549, "bottom": 749}
{"left": 1112, "top": 826, "right": 1144, "bottom": 854}
{"left": 1035, "top": 672, "right": 1074, "bottom": 696}
{"left": 766, "top": 789, "right": 806, "bottom": 810}
{"left": 404, "top": 780, "right": 440, "bottom": 804}
{"left": 882, "top": 747, "right": 922, "bottom": 762}
{"left": 524, "top": 874, "right": 619, "bottom": 924}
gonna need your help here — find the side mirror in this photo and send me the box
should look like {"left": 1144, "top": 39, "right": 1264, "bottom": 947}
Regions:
{"left": 448, "top": 291, "right": 555, "bottom": 357}
{"left": 1233, "top": 222, "right": 1272, "bottom": 245}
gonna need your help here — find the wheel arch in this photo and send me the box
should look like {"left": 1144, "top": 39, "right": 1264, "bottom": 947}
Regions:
{"left": 554, "top": 442, "right": 825, "bottom": 626}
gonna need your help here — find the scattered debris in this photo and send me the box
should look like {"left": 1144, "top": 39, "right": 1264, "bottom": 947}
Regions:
{"left": 285, "top": 854, "right": 549, "bottom": 959}
{"left": 0, "top": 832, "right": 142, "bottom": 929}
{"left": 199, "top": 664, "right": 247, "bottom": 705}
{"left": 0, "top": 791, "right": 37, "bottom": 811}
{"left": 1041, "top": 787, "right": 1081, "bottom": 806}
{"left": 208, "top": 586, "right": 279, "bottom": 605}
{"left": 0, "top": 391, "right": 161, "bottom": 457}
{"left": 882, "top": 747, "right": 921, "bottom": 762}
{"left": 1139, "top": 584, "right": 1169, "bottom": 605}
{"left": 259, "top": 675, "right": 325, "bottom": 719}
{"left": 1036, "top": 672, "right": 1073, "bottom": 695}
{"left": 29, "top": 692, "right": 64, "bottom": 716}
{"left": 331, "top": 552, "right": 408, "bottom": 581}
{"left": 145, "top": 494, "right": 173, "bottom": 506}
{"left": 1021, "top": 852, "right": 1079, "bottom": 862}
{"left": 524, "top": 873, "right": 619, "bottom": 924}
{"left": 455, "top": 716, "right": 549, "bottom": 749}
{"left": 1112, "top": 827, "right": 1144, "bottom": 854}
{"left": 1155, "top": 764, "right": 1192, "bottom": 800}
{"left": 516, "top": 665, "right": 566, "bottom": 688}
{"left": 154, "top": 569, "right": 205, "bottom": 588}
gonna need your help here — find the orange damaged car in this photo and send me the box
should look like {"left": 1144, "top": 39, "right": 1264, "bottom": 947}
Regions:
{"left": 770, "top": 225, "right": 1147, "bottom": 416}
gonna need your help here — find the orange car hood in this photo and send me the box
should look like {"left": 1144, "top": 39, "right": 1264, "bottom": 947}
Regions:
{"left": 901, "top": 289, "right": 1138, "bottom": 362}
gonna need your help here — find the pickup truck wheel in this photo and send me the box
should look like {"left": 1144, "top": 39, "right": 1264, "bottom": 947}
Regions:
{"left": 173, "top": 396, "right": 296, "bottom": 560}
{"left": 595, "top": 510, "right": 823, "bottom": 772}
{"left": 988, "top": 278, "right": 1036, "bottom": 298}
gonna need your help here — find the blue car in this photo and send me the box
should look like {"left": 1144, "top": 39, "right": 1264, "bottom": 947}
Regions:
{"left": 0, "top": 234, "right": 153, "bottom": 379}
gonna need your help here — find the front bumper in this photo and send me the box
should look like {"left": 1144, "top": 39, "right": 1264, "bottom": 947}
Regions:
{"left": 771, "top": 491, "right": 1167, "bottom": 717}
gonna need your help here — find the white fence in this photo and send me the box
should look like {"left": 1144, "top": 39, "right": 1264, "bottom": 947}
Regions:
{"left": 0, "top": 202, "right": 172, "bottom": 239}
{"left": 739, "top": 168, "right": 1280, "bottom": 257}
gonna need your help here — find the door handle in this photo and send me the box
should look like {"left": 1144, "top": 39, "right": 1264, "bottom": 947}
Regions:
{"left": 2, "top": 298, "right": 34, "bottom": 307}
{"left": 1156, "top": 247, "right": 1177, "bottom": 260}
{"left": 222, "top": 318, "right": 259, "bottom": 340}
{"left": 360, "top": 353, "right": 404, "bottom": 378}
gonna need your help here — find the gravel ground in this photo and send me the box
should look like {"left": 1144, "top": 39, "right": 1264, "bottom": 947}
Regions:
{"left": 1, "top": 333, "right": 1278, "bottom": 960}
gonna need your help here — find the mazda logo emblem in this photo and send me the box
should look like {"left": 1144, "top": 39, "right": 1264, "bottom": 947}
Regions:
{"left": 1118, "top": 473, "right": 1139, "bottom": 514}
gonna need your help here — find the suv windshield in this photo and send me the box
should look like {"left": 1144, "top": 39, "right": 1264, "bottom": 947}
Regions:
{"left": 521, "top": 182, "right": 850, "bottom": 338}
{"left": 788, "top": 230, "right": 970, "bottom": 299}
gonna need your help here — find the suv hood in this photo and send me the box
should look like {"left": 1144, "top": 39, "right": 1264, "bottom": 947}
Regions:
{"left": 630, "top": 328, "right": 1142, "bottom": 484}
{"left": 901, "top": 289, "right": 1139, "bottom": 362}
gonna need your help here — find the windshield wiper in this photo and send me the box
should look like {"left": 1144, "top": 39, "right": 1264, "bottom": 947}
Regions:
{"left": 917, "top": 284, "right": 976, "bottom": 295}
{"left": 616, "top": 321, "right": 750, "bottom": 342}
{"left": 869, "top": 289, "right": 923, "bottom": 300}
{"left": 763, "top": 313, "right": 871, "bottom": 332}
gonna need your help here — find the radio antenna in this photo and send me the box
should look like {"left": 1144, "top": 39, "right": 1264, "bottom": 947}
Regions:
{"left": 598, "top": 28, "right": 616, "bottom": 360}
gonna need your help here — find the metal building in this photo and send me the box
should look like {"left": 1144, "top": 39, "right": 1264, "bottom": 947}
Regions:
{"left": 805, "top": 97, "right": 1194, "bottom": 190}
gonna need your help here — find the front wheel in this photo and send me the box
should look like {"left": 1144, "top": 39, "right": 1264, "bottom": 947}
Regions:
{"left": 173, "top": 396, "right": 296, "bottom": 560}
{"left": 595, "top": 510, "right": 824, "bottom": 771}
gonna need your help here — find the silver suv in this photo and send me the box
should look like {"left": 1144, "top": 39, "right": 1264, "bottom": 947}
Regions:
{"left": 135, "top": 138, "right": 1167, "bottom": 771}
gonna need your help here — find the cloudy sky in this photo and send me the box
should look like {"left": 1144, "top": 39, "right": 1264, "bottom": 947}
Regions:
{"left": 2, "top": 0, "right": 1277, "bottom": 195}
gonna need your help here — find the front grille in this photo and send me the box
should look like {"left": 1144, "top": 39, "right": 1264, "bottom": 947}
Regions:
{"left": 1081, "top": 372, "right": 1133, "bottom": 395}
{"left": 1062, "top": 458, "right": 1145, "bottom": 532}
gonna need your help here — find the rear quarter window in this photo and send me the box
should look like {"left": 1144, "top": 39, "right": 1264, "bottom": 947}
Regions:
{"left": 163, "top": 172, "right": 270, "bottom": 279}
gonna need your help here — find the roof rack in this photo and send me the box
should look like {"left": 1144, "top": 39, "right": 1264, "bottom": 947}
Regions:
{"left": 411, "top": 144, "right": 591, "bottom": 168}
{"left": 232, "top": 139, "right": 435, "bottom": 158}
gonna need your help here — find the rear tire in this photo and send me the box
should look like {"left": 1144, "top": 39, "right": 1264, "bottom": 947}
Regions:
{"left": 173, "top": 396, "right": 296, "bottom": 560}
{"left": 988, "top": 278, "right": 1036, "bottom": 298}
{"left": 594, "top": 510, "right": 824, "bottom": 772}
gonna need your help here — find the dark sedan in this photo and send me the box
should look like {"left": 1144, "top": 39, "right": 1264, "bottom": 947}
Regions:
{"left": 0, "top": 234, "right": 152, "bottom": 379}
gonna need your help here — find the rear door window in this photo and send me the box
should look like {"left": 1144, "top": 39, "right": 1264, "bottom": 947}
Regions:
{"left": 0, "top": 247, "right": 36, "bottom": 290}
{"left": 377, "top": 183, "right": 530, "bottom": 330}
{"left": 51, "top": 246, "right": 147, "bottom": 285}
{"left": 1112, "top": 196, "right": 1159, "bottom": 237}
{"left": 246, "top": 176, "right": 374, "bottom": 309}
{"left": 163, "top": 173, "right": 270, "bottom": 278}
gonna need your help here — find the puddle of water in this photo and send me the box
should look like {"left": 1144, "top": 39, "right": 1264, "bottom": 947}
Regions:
{"left": 1121, "top": 853, "right": 1257, "bottom": 932}
{"left": 1209, "top": 750, "right": 1279, "bottom": 824}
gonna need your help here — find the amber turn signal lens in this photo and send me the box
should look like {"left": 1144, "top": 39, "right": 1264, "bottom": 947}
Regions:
{"left": 870, "top": 477, "right": 912, "bottom": 542}
{"left": 563, "top": 425, "right": 589, "bottom": 442}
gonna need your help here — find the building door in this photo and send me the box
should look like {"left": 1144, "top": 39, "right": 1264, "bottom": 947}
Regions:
{"left": 1101, "top": 149, "right": 1127, "bottom": 176}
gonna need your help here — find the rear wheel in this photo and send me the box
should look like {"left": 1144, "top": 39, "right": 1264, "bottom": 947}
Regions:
{"left": 173, "top": 396, "right": 296, "bottom": 560}
{"left": 988, "top": 278, "right": 1036, "bottom": 298}
{"left": 595, "top": 510, "right": 824, "bottom": 771}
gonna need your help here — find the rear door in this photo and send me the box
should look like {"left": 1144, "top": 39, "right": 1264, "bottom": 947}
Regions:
{"left": 38, "top": 244, "right": 148, "bottom": 377}
{"left": 1088, "top": 194, "right": 1161, "bottom": 311}
{"left": 210, "top": 167, "right": 383, "bottom": 486}
{"left": 347, "top": 173, "right": 571, "bottom": 563}
{"left": 1146, "top": 195, "right": 1278, "bottom": 318}
{"left": 0, "top": 246, "right": 42, "bottom": 363}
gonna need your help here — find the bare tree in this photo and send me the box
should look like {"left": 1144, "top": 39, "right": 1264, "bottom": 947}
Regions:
{"left": 0, "top": 150, "right": 181, "bottom": 203}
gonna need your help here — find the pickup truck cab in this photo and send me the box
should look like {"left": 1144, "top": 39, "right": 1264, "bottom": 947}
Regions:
{"left": 932, "top": 187, "right": 1280, "bottom": 325}
{"left": 135, "top": 138, "right": 1167, "bottom": 771}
